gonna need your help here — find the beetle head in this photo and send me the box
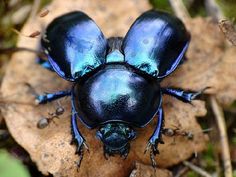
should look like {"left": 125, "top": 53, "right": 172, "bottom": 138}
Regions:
{"left": 96, "top": 123, "right": 136, "bottom": 157}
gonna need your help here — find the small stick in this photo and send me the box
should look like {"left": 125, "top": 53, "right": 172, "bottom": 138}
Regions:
{"left": 30, "top": 0, "right": 41, "bottom": 19}
{"left": 11, "top": 28, "right": 40, "bottom": 38}
{"left": 219, "top": 20, "right": 236, "bottom": 46}
{"left": 210, "top": 96, "right": 232, "bottom": 177}
{"left": 168, "top": 0, "right": 190, "bottom": 22}
{"left": 39, "top": 9, "right": 49, "bottom": 17}
{"left": 28, "top": 31, "right": 41, "bottom": 38}
{"left": 205, "top": 0, "right": 225, "bottom": 21}
{"left": 0, "top": 47, "right": 47, "bottom": 60}
{"left": 174, "top": 166, "right": 189, "bottom": 177}
{"left": 183, "top": 161, "right": 212, "bottom": 177}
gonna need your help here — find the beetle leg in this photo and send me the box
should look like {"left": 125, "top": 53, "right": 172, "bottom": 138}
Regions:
{"left": 162, "top": 87, "right": 210, "bottom": 103}
{"left": 36, "top": 57, "right": 54, "bottom": 71}
{"left": 145, "top": 106, "right": 165, "bottom": 167}
{"left": 71, "top": 88, "right": 88, "bottom": 167}
{"left": 35, "top": 90, "right": 71, "bottom": 104}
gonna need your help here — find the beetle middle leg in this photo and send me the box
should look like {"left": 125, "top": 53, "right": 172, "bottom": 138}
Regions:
{"left": 161, "top": 87, "right": 210, "bottom": 103}
{"left": 145, "top": 105, "right": 165, "bottom": 167}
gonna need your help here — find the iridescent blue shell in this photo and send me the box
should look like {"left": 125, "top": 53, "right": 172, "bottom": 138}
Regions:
{"left": 41, "top": 11, "right": 107, "bottom": 81}
{"left": 122, "top": 10, "right": 190, "bottom": 78}
{"left": 74, "top": 65, "right": 161, "bottom": 128}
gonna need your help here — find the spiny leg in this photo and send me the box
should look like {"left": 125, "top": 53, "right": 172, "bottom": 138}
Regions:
{"left": 161, "top": 87, "right": 209, "bottom": 103}
{"left": 145, "top": 105, "right": 165, "bottom": 167}
{"left": 71, "top": 89, "right": 88, "bottom": 167}
{"left": 36, "top": 90, "right": 71, "bottom": 104}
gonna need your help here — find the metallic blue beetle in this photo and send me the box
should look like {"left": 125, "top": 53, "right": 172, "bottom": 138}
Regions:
{"left": 37, "top": 10, "right": 204, "bottom": 167}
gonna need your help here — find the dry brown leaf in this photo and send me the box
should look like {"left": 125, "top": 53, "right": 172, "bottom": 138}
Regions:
{"left": 3, "top": 0, "right": 235, "bottom": 177}
{"left": 129, "top": 162, "right": 172, "bottom": 177}
{"left": 162, "top": 18, "right": 236, "bottom": 106}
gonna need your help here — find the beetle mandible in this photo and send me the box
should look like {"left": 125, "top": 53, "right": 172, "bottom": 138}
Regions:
{"left": 37, "top": 10, "right": 206, "bottom": 167}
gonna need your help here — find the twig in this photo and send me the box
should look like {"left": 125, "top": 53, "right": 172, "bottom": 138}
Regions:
{"left": 219, "top": 20, "right": 236, "bottom": 46}
{"left": 210, "top": 96, "right": 232, "bottom": 177}
{"left": 183, "top": 161, "right": 212, "bottom": 177}
{"left": 174, "top": 166, "right": 189, "bottom": 177}
{"left": 205, "top": 0, "right": 225, "bottom": 21}
{"left": 0, "top": 47, "right": 47, "bottom": 60}
{"left": 29, "top": 0, "right": 41, "bottom": 19}
{"left": 168, "top": 0, "right": 190, "bottom": 22}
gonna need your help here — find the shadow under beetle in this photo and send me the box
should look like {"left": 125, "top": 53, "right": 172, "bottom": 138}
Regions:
{"left": 37, "top": 10, "right": 206, "bottom": 167}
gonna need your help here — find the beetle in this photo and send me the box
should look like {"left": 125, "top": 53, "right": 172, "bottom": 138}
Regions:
{"left": 37, "top": 10, "right": 206, "bottom": 167}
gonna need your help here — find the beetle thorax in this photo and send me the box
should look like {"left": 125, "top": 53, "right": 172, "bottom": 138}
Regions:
{"left": 74, "top": 65, "right": 161, "bottom": 128}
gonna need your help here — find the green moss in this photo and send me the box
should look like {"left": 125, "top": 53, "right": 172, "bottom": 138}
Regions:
{"left": 149, "top": 0, "right": 173, "bottom": 13}
{"left": 216, "top": 0, "right": 236, "bottom": 18}
{"left": 0, "top": 149, "right": 30, "bottom": 177}
{"left": 187, "top": 171, "right": 200, "bottom": 177}
{"left": 233, "top": 170, "right": 236, "bottom": 177}
{"left": 201, "top": 143, "right": 217, "bottom": 172}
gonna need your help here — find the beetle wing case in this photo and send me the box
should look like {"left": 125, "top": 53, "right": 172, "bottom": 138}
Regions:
{"left": 41, "top": 11, "right": 108, "bottom": 81}
{"left": 122, "top": 10, "right": 190, "bottom": 78}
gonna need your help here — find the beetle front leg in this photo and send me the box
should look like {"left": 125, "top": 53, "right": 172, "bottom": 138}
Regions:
{"left": 36, "top": 90, "right": 71, "bottom": 104}
{"left": 145, "top": 106, "right": 165, "bottom": 167}
{"left": 70, "top": 89, "right": 88, "bottom": 167}
{"left": 161, "top": 87, "right": 209, "bottom": 103}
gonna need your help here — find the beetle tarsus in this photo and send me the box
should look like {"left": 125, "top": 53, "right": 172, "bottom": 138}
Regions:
{"left": 144, "top": 140, "right": 161, "bottom": 155}
{"left": 144, "top": 106, "right": 165, "bottom": 166}
{"left": 162, "top": 86, "right": 210, "bottom": 103}
{"left": 150, "top": 149, "right": 157, "bottom": 168}
{"left": 76, "top": 149, "right": 84, "bottom": 169}
{"left": 190, "top": 86, "right": 211, "bottom": 100}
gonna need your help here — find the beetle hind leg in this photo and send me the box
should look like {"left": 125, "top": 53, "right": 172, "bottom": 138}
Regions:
{"left": 145, "top": 106, "right": 165, "bottom": 167}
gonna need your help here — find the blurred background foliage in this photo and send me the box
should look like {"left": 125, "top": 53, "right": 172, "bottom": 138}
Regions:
{"left": 0, "top": 0, "right": 236, "bottom": 177}
{"left": 0, "top": 150, "right": 30, "bottom": 177}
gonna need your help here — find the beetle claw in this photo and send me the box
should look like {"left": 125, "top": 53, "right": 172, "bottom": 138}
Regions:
{"left": 121, "top": 152, "right": 128, "bottom": 160}
{"left": 191, "top": 86, "right": 211, "bottom": 100}
{"left": 71, "top": 138, "right": 89, "bottom": 168}
{"left": 144, "top": 142, "right": 158, "bottom": 167}
{"left": 75, "top": 150, "right": 84, "bottom": 169}
{"left": 103, "top": 151, "right": 109, "bottom": 160}
{"left": 144, "top": 138, "right": 164, "bottom": 167}
{"left": 75, "top": 142, "right": 88, "bottom": 155}
{"left": 70, "top": 138, "right": 75, "bottom": 145}
{"left": 150, "top": 150, "right": 157, "bottom": 168}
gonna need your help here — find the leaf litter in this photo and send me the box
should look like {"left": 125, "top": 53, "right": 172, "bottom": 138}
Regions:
{"left": 1, "top": 0, "right": 236, "bottom": 177}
